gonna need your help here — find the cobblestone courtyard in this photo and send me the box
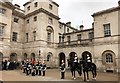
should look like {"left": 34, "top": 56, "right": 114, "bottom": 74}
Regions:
{"left": 0, "top": 69, "right": 119, "bottom": 82}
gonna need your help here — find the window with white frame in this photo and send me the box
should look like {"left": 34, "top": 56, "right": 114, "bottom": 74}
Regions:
{"left": 59, "top": 23, "right": 63, "bottom": 29}
{"left": 27, "top": 6, "right": 30, "bottom": 11}
{"left": 59, "top": 36, "right": 62, "bottom": 43}
{"left": 47, "top": 32, "right": 51, "bottom": 42}
{"left": 12, "top": 32, "right": 17, "bottom": 42}
{"left": 104, "top": 24, "right": 111, "bottom": 37}
{"left": 89, "top": 32, "right": 94, "bottom": 39}
{"left": 33, "top": 31, "right": 36, "bottom": 41}
{"left": 67, "top": 36, "right": 71, "bottom": 44}
{"left": 26, "top": 33, "right": 28, "bottom": 42}
{"left": 48, "top": 17, "right": 53, "bottom": 24}
{"left": 34, "top": 2, "right": 38, "bottom": 7}
{"left": 47, "top": 55, "right": 51, "bottom": 61}
{"left": 49, "top": 4, "right": 53, "bottom": 10}
{"left": 26, "top": 19, "right": 29, "bottom": 24}
{"left": 106, "top": 53, "right": 113, "bottom": 63}
{"left": 0, "top": 8, "right": 6, "bottom": 14}
{"left": 67, "top": 28, "right": 69, "bottom": 33}
{"left": 0, "top": 25, "right": 4, "bottom": 36}
{"left": 77, "top": 34, "right": 81, "bottom": 41}
{"left": 14, "top": 18, "right": 19, "bottom": 23}
{"left": 34, "top": 16, "right": 37, "bottom": 21}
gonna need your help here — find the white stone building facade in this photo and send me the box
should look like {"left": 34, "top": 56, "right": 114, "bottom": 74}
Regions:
{"left": 0, "top": 0, "right": 120, "bottom": 72}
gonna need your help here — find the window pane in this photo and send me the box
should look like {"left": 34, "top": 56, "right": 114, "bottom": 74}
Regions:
{"left": 33, "top": 31, "right": 36, "bottom": 41}
{"left": 12, "top": 32, "right": 17, "bottom": 42}
{"left": 77, "top": 34, "right": 81, "bottom": 40}
{"left": 67, "top": 36, "right": 71, "bottom": 44}
{"left": 104, "top": 24, "right": 111, "bottom": 37}
{"left": 0, "top": 8, "right": 6, "bottom": 14}
{"left": 106, "top": 53, "right": 113, "bottom": 63}
{"left": 0, "top": 26, "right": 4, "bottom": 36}
{"left": 59, "top": 36, "right": 62, "bottom": 43}
{"left": 14, "top": 18, "right": 19, "bottom": 23}
{"left": 27, "top": 6, "right": 30, "bottom": 10}
{"left": 48, "top": 18, "right": 53, "bottom": 24}
{"left": 34, "top": 16, "right": 37, "bottom": 21}
{"left": 34, "top": 2, "right": 38, "bottom": 7}
{"left": 47, "top": 33, "right": 51, "bottom": 42}
{"left": 26, "top": 33, "right": 28, "bottom": 42}
{"left": 49, "top": 4, "right": 53, "bottom": 10}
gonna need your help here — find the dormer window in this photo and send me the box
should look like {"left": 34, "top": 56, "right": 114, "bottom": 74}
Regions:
{"left": 49, "top": 4, "right": 53, "bottom": 10}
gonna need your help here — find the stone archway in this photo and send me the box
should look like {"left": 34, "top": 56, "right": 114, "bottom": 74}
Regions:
{"left": 82, "top": 51, "right": 92, "bottom": 68}
{"left": 10, "top": 53, "right": 17, "bottom": 61}
{"left": 23, "top": 53, "right": 27, "bottom": 60}
{"left": 31, "top": 53, "right": 35, "bottom": 61}
{"left": 69, "top": 52, "right": 77, "bottom": 60}
{"left": 59, "top": 52, "right": 66, "bottom": 66}
{"left": 47, "top": 52, "right": 53, "bottom": 62}
{"left": 82, "top": 51, "right": 92, "bottom": 62}
{"left": 47, "top": 52, "right": 54, "bottom": 67}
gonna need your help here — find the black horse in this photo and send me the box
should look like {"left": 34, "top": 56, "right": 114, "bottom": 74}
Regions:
{"left": 68, "top": 58, "right": 82, "bottom": 80}
{"left": 68, "top": 59, "right": 97, "bottom": 81}
{"left": 81, "top": 60, "right": 97, "bottom": 81}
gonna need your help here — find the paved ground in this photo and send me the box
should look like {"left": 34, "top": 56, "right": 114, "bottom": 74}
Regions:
{"left": 0, "top": 69, "right": 119, "bottom": 81}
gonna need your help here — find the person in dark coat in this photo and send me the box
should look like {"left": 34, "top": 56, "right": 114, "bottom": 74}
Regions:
{"left": 36, "top": 61, "right": 39, "bottom": 75}
{"left": 26, "top": 61, "right": 30, "bottom": 75}
{"left": 31, "top": 65, "right": 36, "bottom": 76}
{"left": 3, "top": 60, "right": 7, "bottom": 70}
{"left": 42, "top": 61, "right": 47, "bottom": 76}
{"left": 29, "top": 62, "right": 32, "bottom": 74}
{"left": 23, "top": 60, "right": 27, "bottom": 73}
{"left": 73, "top": 54, "right": 78, "bottom": 80}
{"left": 60, "top": 60, "right": 65, "bottom": 79}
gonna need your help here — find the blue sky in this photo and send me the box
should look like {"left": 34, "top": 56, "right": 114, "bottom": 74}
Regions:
{"left": 12, "top": 0, "right": 118, "bottom": 29}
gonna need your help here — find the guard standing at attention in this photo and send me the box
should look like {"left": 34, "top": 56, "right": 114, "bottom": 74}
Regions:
{"left": 42, "top": 60, "right": 47, "bottom": 76}
{"left": 60, "top": 60, "right": 65, "bottom": 79}
{"left": 38, "top": 61, "right": 42, "bottom": 76}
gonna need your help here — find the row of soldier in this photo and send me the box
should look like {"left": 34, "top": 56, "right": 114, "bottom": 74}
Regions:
{"left": 21, "top": 59, "right": 47, "bottom": 76}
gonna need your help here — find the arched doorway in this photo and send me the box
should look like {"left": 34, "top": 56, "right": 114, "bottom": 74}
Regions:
{"left": 23, "top": 53, "right": 27, "bottom": 60}
{"left": 10, "top": 53, "right": 17, "bottom": 61}
{"left": 31, "top": 53, "right": 35, "bottom": 61}
{"left": 47, "top": 52, "right": 53, "bottom": 67}
{"left": 47, "top": 52, "right": 53, "bottom": 62}
{"left": 69, "top": 52, "right": 77, "bottom": 60}
{"left": 59, "top": 52, "right": 65, "bottom": 66}
{"left": 82, "top": 51, "right": 92, "bottom": 62}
